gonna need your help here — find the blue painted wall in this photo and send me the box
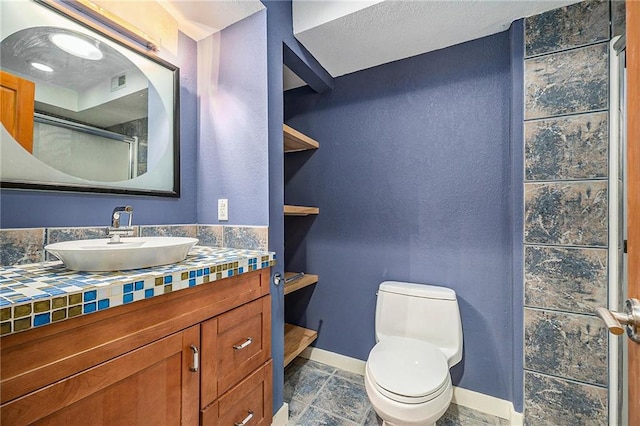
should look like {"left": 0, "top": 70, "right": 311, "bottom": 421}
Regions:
{"left": 196, "top": 10, "right": 269, "bottom": 226}
{"left": 0, "top": 32, "right": 198, "bottom": 228}
{"left": 509, "top": 20, "right": 525, "bottom": 412}
{"left": 284, "top": 30, "right": 517, "bottom": 403}
{"left": 262, "top": 0, "right": 334, "bottom": 415}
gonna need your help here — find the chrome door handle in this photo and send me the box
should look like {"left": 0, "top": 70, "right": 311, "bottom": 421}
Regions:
{"left": 189, "top": 344, "right": 199, "bottom": 372}
{"left": 596, "top": 298, "right": 640, "bottom": 343}
{"left": 233, "top": 337, "right": 253, "bottom": 350}
{"left": 234, "top": 410, "right": 254, "bottom": 426}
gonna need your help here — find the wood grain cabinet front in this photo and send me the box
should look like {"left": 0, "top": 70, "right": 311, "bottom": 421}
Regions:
{"left": 200, "top": 296, "right": 271, "bottom": 409}
{"left": 201, "top": 360, "right": 273, "bottom": 426}
{"left": 2, "top": 326, "right": 200, "bottom": 426}
{"left": 0, "top": 268, "right": 272, "bottom": 426}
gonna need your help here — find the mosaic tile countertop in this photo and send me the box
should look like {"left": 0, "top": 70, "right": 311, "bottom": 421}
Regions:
{"left": 0, "top": 246, "right": 275, "bottom": 336}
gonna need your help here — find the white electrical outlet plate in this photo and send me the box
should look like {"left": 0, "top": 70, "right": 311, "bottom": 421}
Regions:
{"left": 218, "top": 199, "right": 228, "bottom": 221}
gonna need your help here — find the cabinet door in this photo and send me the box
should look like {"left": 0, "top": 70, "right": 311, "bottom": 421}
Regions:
{"left": 0, "top": 70, "right": 34, "bottom": 153}
{"left": 201, "top": 296, "right": 271, "bottom": 408}
{"left": 1, "top": 326, "right": 200, "bottom": 425}
{"left": 201, "top": 360, "right": 273, "bottom": 426}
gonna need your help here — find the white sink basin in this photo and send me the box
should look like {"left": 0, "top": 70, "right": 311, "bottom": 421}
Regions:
{"left": 45, "top": 237, "right": 199, "bottom": 272}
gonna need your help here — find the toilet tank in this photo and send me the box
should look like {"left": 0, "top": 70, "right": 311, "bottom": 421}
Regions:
{"left": 375, "top": 281, "right": 463, "bottom": 367}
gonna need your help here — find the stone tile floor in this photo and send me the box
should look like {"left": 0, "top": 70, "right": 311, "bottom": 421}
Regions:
{"left": 284, "top": 357, "right": 510, "bottom": 426}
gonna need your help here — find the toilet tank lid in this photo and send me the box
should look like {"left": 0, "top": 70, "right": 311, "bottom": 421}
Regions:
{"left": 379, "top": 281, "right": 457, "bottom": 300}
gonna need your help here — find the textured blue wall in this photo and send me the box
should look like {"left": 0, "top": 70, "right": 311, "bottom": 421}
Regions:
{"left": 196, "top": 10, "right": 269, "bottom": 226}
{"left": 262, "top": 0, "right": 334, "bottom": 415}
{"left": 0, "top": 32, "right": 198, "bottom": 228}
{"left": 509, "top": 20, "right": 525, "bottom": 412}
{"left": 284, "top": 31, "right": 515, "bottom": 402}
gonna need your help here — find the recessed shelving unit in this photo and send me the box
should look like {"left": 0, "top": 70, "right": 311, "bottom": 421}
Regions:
{"left": 283, "top": 124, "right": 319, "bottom": 152}
{"left": 284, "top": 205, "right": 319, "bottom": 216}
{"left": 284, "top": 323, "right": 318, "bottom": 367}
{"left": 284, "top": 272, "right": 319, "bottom": 295}
{"left": 282, "top": 124, "right": 320, "bottom": 368}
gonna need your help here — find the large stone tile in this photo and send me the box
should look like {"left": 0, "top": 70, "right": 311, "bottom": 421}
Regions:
{"left": 612, "top": 0, "right": 626, "bottom": 38}
{"left": 310, "top": 375, "right": 370, "bottom": 424}
{"left": 139, "top": 225, "right": 197, "bottom": 238}
{"left": 524, "top": 372, "right": 607, "bottom": 425}
{"left": 525, "top": 43, "right": 608, "bottom": 120}
{"left": 223, "top": 226, "right": 268, "bottom": 250}
{"left": 288, "top": 398, "right": 309, "bottom": 425}
{"left": 293, "top": 406, "right": 359, "bottom": 426}
{"left": 334, "top": 368, "right": 365, "bottom": 385}
{"left": 47, "top": 226, "right": 112, "bottom": 244}
{"left": 524, "top": 245, "right": 607, "bottom": 315}
{"left": 437, "top": 403, "right": 508, "bottom": 425}
{"left": 525, "top": 112, "right": 608, "bottom": 181}
{"left": 524, "top": 181, "right": 608, "bottom": 247}
{"left": 525, "top": 0, "right": 609, "bottom": 57}
{"left": 362, "top": 407, "right": 382, "bottom": 426}
{"left": 284, "top": 363, "right": 332, "bottom": 405}
{"left": 524, "top": 309, "right": 607, "bottom": 386}
{"left": 0, "top": 228, "right": 45, "bottom": 266}
{"left": 196, "top": 225, "right": 223, "bottom": 247}
{"left": 288, "top": 357, "right": 337, "bottom": 376}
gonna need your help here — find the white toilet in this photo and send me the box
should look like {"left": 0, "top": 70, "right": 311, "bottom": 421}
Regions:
{"left": 364, "top": 281, "right": 463, "bottom": 426}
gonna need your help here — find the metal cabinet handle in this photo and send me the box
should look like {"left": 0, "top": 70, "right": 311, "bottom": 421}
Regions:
{"left": 190, "top": 345, "right": 199, "bottom": 372}
{"left": 596, "top": 298, "right": 640, "bottom": 343}
{"left": 234, "top": 410, "right": 254, "bottom": 426}
{"left": 233, "top": 337, "right": 253, "bottom": 350}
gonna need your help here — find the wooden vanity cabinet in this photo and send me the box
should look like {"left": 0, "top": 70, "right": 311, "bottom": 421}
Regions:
{"left": 0, "top": 268, "right": 272, "bottom": 426}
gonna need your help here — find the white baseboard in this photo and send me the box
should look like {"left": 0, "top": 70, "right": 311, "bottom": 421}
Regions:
{"left": 301, "top": 346, "right": 366, "bottom": 375}
{"left": 271, "top": 402, "right": 288, "bottom": 426}
{"left": 299, "top": 347, "right": 523, "bottom": 426}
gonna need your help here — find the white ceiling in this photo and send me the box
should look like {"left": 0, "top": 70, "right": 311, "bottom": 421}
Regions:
{"left": 285, "top": 0, "right": 580, "bottom": 90}
{"left": 159, "top": 0, "right": 265, "bottom": 41}
{"left": 154, "top": 0, "right": 581, "bottom": 92}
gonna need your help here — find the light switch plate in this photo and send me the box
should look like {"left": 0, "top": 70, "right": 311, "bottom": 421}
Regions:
{"left": 218, "top": 199, "right": 228, "bottom": 221}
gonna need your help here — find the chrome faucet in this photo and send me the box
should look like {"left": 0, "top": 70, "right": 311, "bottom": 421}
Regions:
{"left": 107, "top": 206, "right": 134, "bottom": 243}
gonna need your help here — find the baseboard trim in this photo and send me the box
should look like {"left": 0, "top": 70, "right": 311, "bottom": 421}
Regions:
{"left": 299, "top": 347, "right": 523, "bottom": 426}
{"left": 271, "top": 402, "right": 288, "bottom": 426}
{"left": 301, "top": 346, "right": 366, "bottom": 375}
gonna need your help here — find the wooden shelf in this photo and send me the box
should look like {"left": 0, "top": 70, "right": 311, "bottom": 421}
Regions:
{"left": 284, "top": 205, "right": 319, "bottom": 216}
{"left": 283, "top": 124, "right": 319, "bottom": 152}
{"left": 284, "top": 324, "right": 318, "bottom": 367}
{"left": 284, "top": 273, "right": 319, "bottom": 295}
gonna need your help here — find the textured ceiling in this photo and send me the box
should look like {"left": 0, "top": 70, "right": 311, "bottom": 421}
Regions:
{"left": 159, "top": 0, "right": 265, "bottom": 41}
{"left": 291, "top": 0, "right": 580, "bottom": 79}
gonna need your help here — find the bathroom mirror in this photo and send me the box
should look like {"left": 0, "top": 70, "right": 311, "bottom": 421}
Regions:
{"left": 0, "top": 0, "right": 180, "bottom": 196}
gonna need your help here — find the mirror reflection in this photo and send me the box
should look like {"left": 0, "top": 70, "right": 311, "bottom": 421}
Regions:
{"left": 1, "top": 27, "right": 148, "bottom": 182}
{"left": 0, "top": 0, "right": 179, "bottom": 196}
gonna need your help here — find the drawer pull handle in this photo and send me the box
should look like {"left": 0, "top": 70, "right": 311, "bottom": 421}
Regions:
{"left": 234, "top": 410, "right": 254, "bottom": 426}
{"left": 190, "top": 345, "right": 199, "bottom": 372}
{"left": 233, "top": 337, "right": 253, "bottom": 350}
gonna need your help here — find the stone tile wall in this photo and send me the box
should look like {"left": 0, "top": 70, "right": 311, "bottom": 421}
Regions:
{"left": 0, "top": 224, "right": 268, "bottom": 267}
{"left": 523, "top": 1, "right": 614, "bottom": 424}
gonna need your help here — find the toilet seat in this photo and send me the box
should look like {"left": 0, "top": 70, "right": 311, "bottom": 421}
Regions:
{"left": 367, "top": 336, "right": 450, "bottom": 404}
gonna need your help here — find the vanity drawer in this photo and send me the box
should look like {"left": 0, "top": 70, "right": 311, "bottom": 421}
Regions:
{"left": 201, "top": 296, "right": 271, "bottom": 408}
{"left": 201, "top": 360, "right": 272, "bottom": 426}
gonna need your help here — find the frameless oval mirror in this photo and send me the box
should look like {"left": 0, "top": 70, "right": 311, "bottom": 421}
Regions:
{"left": 0, "top": 0, "right": 180, "bottom": 196}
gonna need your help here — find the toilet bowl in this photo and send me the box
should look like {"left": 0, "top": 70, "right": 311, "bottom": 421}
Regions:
{"left": 364, "top": 336, "right": 452, "bottom": 426}
{"left": 364, "top": 281, "right": 463, "bottom": 426}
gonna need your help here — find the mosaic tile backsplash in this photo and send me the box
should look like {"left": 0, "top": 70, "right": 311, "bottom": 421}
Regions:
{"left": 0, "top": 246, "right": 275, "bottom": 335}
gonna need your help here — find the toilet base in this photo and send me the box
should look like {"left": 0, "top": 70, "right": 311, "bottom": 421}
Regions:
{"left": 364, "top": 365, "right": 452, "bottom": 426}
